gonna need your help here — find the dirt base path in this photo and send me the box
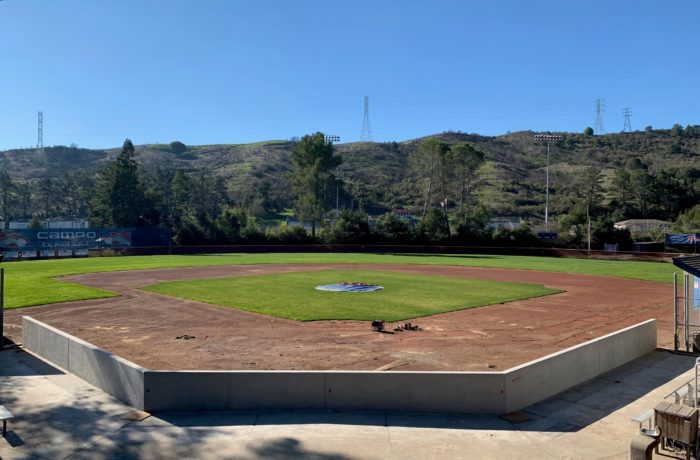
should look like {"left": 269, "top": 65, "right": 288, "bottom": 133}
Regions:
{"left": 5, "top": 264, "right": 672, "bottom": 371}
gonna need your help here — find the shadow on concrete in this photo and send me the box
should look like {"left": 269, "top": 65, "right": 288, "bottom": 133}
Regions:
{"left": 0, "top": 347, "right": 63, "bottom": 377}
{"left": 246, "top": 437, "right": 353, "bottom": 460}
{"left": 515, "top": 350, "right": 696, "bottom": 433}
{"left": 3, "top": 431, "right": 25, "bottom": 447}
{"left": 155, "top": 411, "right": 259, "bottom": 428}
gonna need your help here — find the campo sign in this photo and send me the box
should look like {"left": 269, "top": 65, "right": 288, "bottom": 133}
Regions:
{"left": 0, "top": 228, "right": 168, "bottom": 251}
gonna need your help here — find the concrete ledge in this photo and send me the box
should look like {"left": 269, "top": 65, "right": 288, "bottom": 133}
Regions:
{"left": 323, "top": 371, "right": 506, "bottom": 414}
{"left": 22, "top": 316, "right": 146, "bottom": 409}
{"left": 503, "top": 319, "right": 657, "bottom": 412}
{"left": 21, "top": 317, "right": 70, "bottom": 370}
{"left": 144, "top": 371, "right": 326, "bottom": 411}
{"left": 22, "top": 316, "right": 657, "bottom": 414}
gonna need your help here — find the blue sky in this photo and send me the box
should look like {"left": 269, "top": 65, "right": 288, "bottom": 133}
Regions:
{"left": 1, "top": 0, "right": 698, "bottom": 149}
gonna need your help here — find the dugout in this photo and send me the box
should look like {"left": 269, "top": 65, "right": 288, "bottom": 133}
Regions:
{"left": 672, "top": 255, "right": 700, "bottom": 351}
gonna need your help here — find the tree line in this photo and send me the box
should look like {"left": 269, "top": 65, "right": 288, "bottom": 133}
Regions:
{"left": 0, "top": 133, "right": 698, "bottom": 250}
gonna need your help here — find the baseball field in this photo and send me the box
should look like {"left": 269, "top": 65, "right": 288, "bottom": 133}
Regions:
{"left": 2, "top": 253, "right": 677, "bottom": 372}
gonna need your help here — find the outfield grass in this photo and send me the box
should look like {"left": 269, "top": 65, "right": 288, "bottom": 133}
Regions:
{"left": 0, "top": 252, "right": 679, "bottom": 309}
{"left": 143, "top": 269, "right": 560, "bottom": 321}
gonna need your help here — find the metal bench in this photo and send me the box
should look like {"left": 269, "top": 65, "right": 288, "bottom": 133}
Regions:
{"left": 632, "top": 408, "right": 655, "bottom": 430}
{"left": 0, "top": 405, "right": 13, "bottom": 437}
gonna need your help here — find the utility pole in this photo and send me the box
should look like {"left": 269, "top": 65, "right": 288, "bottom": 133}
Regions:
{"left": 587, "top": 203, "right": 591, "bottom": 253}
{"left": 534, "top": 134, "right": 562, "bottom": 232}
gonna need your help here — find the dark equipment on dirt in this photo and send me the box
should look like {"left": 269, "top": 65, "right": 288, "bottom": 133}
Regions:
{"left": 175, "top": 335, "right": 196, "bottom": 340}
{"left": 371, "top": 320, "right": 385, "bottom": 332}
{"left": 394, "top": 322, "right": 420, "bottom": 332}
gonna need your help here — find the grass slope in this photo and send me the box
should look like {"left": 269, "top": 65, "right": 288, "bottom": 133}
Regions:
{"left": 3, "top": 130, "right": 699, "bottom": 218}
{"left": 1, "top": 253, "right": 678, "bottom": 309}
{"left": 143, "top": 269, "right": 560, "bottom": 321}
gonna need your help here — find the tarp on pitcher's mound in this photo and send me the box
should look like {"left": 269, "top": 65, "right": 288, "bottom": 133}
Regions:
{"left": 315, "top": 283, "right": 383, "bottom": 292}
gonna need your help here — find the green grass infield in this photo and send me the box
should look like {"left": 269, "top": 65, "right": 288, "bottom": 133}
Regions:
{"left": 0, "top": 252, "right": 678, "bottom": 309}
{"left": 143, "top": 269, "right": 561, "bottom": 321}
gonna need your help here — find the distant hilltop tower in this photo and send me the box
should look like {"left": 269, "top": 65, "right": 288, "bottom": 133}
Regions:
{"left": 37, "top": 111, "right": 44, "bottom": 148}
{"left": 360, "top": 96, "right": 373, "bottom": 142}
{"left": 622, "top": 108, "right": 632, "bottom": 132}
{"left": 593, "top": 99, "right": 605, "bottom": 135}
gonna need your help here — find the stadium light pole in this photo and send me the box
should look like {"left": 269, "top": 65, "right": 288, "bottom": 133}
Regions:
{"left": 533, "top": 134, "right": 562, "bottom": 232}
{"left": 335, "top": 166, "right": 342, "bottom": 216}
{"left": 324, "top": 135, "right": 342, "bottom": 219}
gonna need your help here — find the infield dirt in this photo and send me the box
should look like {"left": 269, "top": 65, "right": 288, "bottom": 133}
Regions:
{"left": 5, "top": 264, "right": 671, "bottom": 371}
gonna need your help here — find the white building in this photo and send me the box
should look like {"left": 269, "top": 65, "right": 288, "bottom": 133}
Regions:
{"left": 488, "top": 217, "right": 523, "bottom": 230}
{"left": 8, "top": 221, "right": 28, "bottom": 229}
{"left": 8, "top": 219, "right": 90, "bottom": 230}
{"left": 42, "top": 219, "right": 89, "bottom": 229}
{"left": 613, "top": 219, "right": 672, "bottom": 235}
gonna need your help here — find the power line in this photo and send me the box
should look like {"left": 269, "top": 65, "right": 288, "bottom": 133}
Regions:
{"left": 594, "top": 98, "right": 605, "bottom": 135}
{"left": 37, "top": 111, "right": 43, "bottom": 148}
{"left": 622, "top": 107, "right": 632, "bottom": 132}
{"left": 360, "top": 96, "right": 373, "bottom": 142}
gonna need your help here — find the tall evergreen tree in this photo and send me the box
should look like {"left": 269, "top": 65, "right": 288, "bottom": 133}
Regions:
{"left": 412, "top": 139, "right": 449, "bottom": 219}
{"left": 0, "top": 171, "right": 14, "bottom": 221}
{"left": 449, "top": 142, "right": 485, "bottom": 215}
{"left": 90, "top": 139, "right": 149, "bottom": 227}
{"left": 291, "top": 132, "right": 341, "bottom": 236}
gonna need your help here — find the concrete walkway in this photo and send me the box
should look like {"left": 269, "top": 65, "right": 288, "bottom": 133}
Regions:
{"left": 0, "top": 346, "right": 696, "bottom": 459}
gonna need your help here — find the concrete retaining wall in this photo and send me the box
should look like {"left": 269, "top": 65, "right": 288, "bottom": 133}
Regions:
{"left": 502, "top": 319, "right": 657, "bottom": 412}
{"left": 22, "top": 316, "right": 657, "bottom": 414}
{"left": 143, "top": 371, "right": 506, "bottom": 413}
{"left": 22, "top": 316, "right": 146, "bottom": 409}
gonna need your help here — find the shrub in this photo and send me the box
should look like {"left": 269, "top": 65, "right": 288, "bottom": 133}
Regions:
{"left": 169, "top": 141, "right": 187, "bottom": 154}
{"left": 326, "top": 210, "right": 371, "bottom": 244}
{"left": 374, "top": 214, "right": 413, "bottom": 243}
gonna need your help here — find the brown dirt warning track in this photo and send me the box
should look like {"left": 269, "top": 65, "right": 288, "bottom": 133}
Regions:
{"left": 5, "top": 264, "right": 672, "bottom": 372}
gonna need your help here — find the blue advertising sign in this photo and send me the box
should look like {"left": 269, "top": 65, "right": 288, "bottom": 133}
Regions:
{"left": 0, "top": 228, "right": 169, "bottom": 252}
{"left": 666, "top": 233, "right": 700, "bottom": 246}
{"left": 537, "top": 231, "right": 558, "bottom": 240}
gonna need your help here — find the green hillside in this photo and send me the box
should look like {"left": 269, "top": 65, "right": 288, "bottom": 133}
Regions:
{"left": 1, "top": 127, "right": 699, "bottom": 224}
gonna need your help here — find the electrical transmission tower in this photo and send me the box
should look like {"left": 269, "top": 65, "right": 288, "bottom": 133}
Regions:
{"left": 593, "top": 98, "right": 605, "bottom": 135}
{"left": 37, "top": 111, "right": 44, "bottom": 148}
{"left": 622, "top": 108, "right": 632, "bottom": 132}
{"left": 360, "top": 96, "right": 373, "bottom": 142}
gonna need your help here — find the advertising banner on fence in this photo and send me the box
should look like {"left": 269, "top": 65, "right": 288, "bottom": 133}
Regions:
{"left": 0, "top": 228, "right": 169, "bottom": 252}
{"left": 666, "top": 233, "right": 700, "bottom": 246}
